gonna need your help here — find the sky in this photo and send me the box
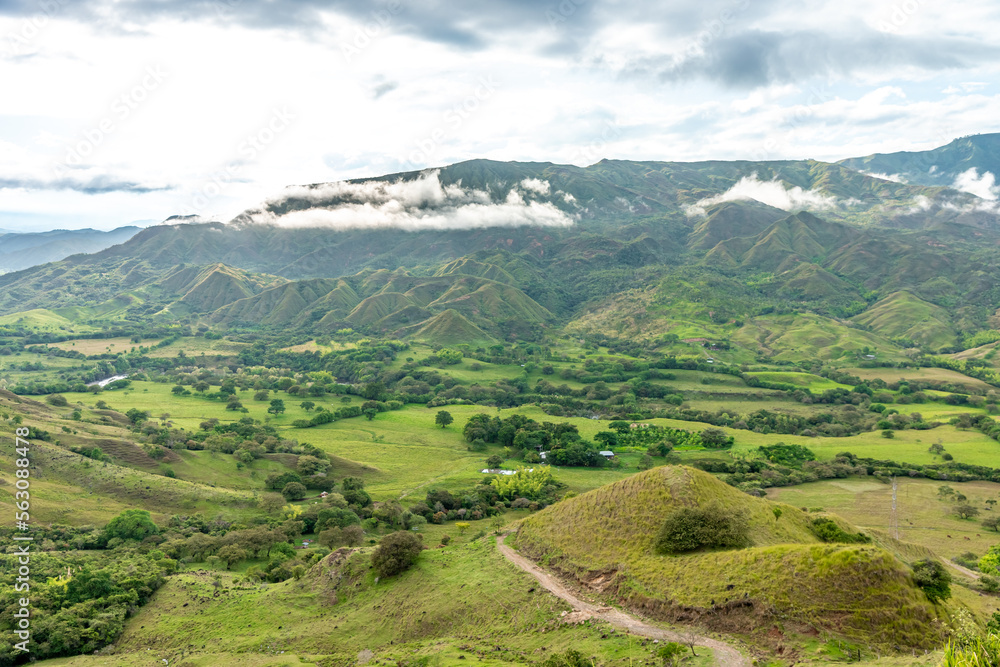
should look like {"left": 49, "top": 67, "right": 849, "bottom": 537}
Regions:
{"left": 1, "top": 0, "right": 999, "bottom": 231}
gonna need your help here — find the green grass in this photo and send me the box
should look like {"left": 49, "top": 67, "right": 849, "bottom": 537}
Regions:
{"left": 767, "top": 477, "right": 1000, "bottom": 560}
{"left": 744, "top": 371, "right": 854, "bottom": 391}
{"left": 515, "top": 466, "right": 945, "bottom": 650}
{"left": 733, "top": 313, "right": 907, "bottom": 363}
{"left": 843, "top": 366, "right": 994, "bottom": 392}
{"left": 29, "top": 537, "right": 723, "bottom": 666}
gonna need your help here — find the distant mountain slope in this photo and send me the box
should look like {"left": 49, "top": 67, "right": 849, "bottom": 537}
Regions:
{"left": 0, "top": 226, "right": 140, "bottom": 273}
{"left": 840, "top": 133, "right": 1000, "bottom": 191}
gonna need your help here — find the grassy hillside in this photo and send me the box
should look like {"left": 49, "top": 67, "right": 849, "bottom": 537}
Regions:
{"left": 515, "top": 466, "right": 945, "bottom": 649}
{"left": 852, "top": 291, "right": 958, "bottom": 351}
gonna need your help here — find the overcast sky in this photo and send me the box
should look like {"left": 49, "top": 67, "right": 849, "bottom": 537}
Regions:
{"left": 1, "top": 0, "right": 999, "bottom": 231}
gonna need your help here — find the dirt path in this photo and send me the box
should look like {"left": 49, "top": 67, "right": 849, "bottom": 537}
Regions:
{"left": 496, "top": 535, "right": 751, "bottom": 667}
{"left": 944, "top": 559, "right": 982, "bottom": 581}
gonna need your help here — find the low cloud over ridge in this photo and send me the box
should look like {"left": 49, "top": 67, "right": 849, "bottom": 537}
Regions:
{"left": 241, "top": 171, "right": 576, "bottom": 231}
{"left": 685, "top": 172, "right": 838, "bottom": 216}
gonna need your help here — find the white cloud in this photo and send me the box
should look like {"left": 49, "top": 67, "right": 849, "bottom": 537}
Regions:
{"left": 684, "top": 173, "right": 839, "bottom": 216}
{"left": 861, "top": 171, "right": 907, "bottom": 183}
{"left": 520, "top": 177, "right": 551, "bottom": 195}
{"left": 952, "top": 167, "right": 999, "bottom": 200}
{"left": 242, "top": 170, "right": 576, "bottom": 231}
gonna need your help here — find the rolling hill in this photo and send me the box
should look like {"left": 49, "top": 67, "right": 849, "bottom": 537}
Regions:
{"left": 514, "top": 465, "right": 945, "bottom": 649}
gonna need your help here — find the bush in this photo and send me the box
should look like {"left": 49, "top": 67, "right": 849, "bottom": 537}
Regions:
{"left": 654, "top": 502, "right": 750, "bottom": 554}
{"left": 911, "top": 558, "right": 951, "bottom": 602}
{"left": 281, "top": 482, "right": 307, "bottom": 501}
{"left": 371, "top": 531, "right": 423, "bottom": 578}
{"left": 809, "top": 517, "right": 870, "bottom": 544}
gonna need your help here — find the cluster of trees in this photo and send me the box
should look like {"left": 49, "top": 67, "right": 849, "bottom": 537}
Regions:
{"left": 462, "top": 413, "right": 610, "bottom": 467}
{"left": 600, "top": 421, "right": 733, "bottom": 451}
{"left": 694, "top": 449, "right": 1000, "bottom": 494}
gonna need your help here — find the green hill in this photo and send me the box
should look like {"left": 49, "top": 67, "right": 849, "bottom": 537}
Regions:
{"left": 852, "top": 290, "right": 958, "bottom": 351}
{"left": 405, "top": 309, "right": 494, "bottom": 344}
{"left": 515, "top": 466, "right": 944, "bottom": 649}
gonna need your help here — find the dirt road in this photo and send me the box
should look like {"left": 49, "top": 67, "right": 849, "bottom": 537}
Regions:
{"left": 496, "top": 535, "right": 751, "bottom": 667}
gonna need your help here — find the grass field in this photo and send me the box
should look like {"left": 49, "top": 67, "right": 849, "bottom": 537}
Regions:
{"left": 744, "top": 371, "right": 854, "bottom": 391}
{"left": 844, "top": 367, "right": 994, "bottom": 392}
{"left": 767, "top": 477, "right": 1000, "bottom": 562}
{"left": 48, "top": 337, "right": 163, "bottom": 355}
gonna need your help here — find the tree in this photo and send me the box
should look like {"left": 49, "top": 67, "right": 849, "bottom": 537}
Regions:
{"left": 226, "top": 396, "right": 244, "bottom": 411}
{"left": 486, "top": 454, "right": 504, "bottom": 468}
{"left": 982, "top": 545, "right": 1000, "bottom": 576}
{"left": 268, "top": 399, "right": 286, "bottom": 415}
{"left": 363, "top": 407, "right": 377, "bottom": 421}
{"left": 125, "top": 408, "right": 148, "bottom": 425}
{"left": 104, "top": 509, "right": 158, "bottom": 542}
{"left": 217, "top": 545, "right": 247, "bottom": 570}
{"left": 371, "top": 531, "right": 423, "bottom": 578}
{"left": 982, "top": 516, "right": 1000, "bottom": 532}
{"left": 260, "top": 492, "right": 285, "bottom": 513}
{"left": 300, "top": 401, "right": 315, "bottom": 411}
{"left": 911, "top": 558, "right": 951, "bottom": 602}
{"left": 954, "top": 503, "right": 981, "bottom": 520}
{"left": 655, "top": 502, "right": 750, "bottom": 554}
{"left": 699, "top": 427, "right": 732, "bottom": 449}
{"left": 435, "top": 410, "right": 454, "bottom": 429}
{"left": 657, "top": 643, "right": 687, "bottom": 667}
{"left": 281, "top": 482, "right": 307, "bottom": 501}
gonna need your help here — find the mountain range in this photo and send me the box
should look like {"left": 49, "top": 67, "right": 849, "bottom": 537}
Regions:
{"left": 4, "top": 135, "right": 1000, "bottom": 358}
{"left": 0, "top": 226, "right": 141, "bottom": 274}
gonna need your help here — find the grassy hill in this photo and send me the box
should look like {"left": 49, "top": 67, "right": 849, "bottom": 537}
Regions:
{"left": 514, "top": 466, "right": 945, "bottom": 649}
{"left": 852, "top": 290, "right": 958, "bottom": 351}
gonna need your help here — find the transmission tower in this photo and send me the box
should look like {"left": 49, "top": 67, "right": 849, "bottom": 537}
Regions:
{"left": 890, "top": 476, "right": 900, "bottom": 540}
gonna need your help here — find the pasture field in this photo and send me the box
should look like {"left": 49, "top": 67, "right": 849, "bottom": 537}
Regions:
{"left": 844, "top": 366, "right": 995, "bottom": 392}
{"left": 48, "top": 337, "right": 161, "bottom": 355}
{"left": 767, "top": 477, "right": 1000, "bottom": 561}
{"left": 744, "top": 371, "right": 854, "bottom": 391}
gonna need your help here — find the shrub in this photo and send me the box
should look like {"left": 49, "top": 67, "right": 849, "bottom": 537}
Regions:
{"left": 281, "top": 482, "right": 307, "bottom": 501}
{"left": 371, "top": 531, "right": 423, "bottom": 578}
{"left": 654, "top": 502, "right": 750, "bottom": 554}
{"left": 911, "top": 558, "right": 951, "bottom": 602}
{"left": 809, "top": 517, "right": 870, "bottom": 544}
